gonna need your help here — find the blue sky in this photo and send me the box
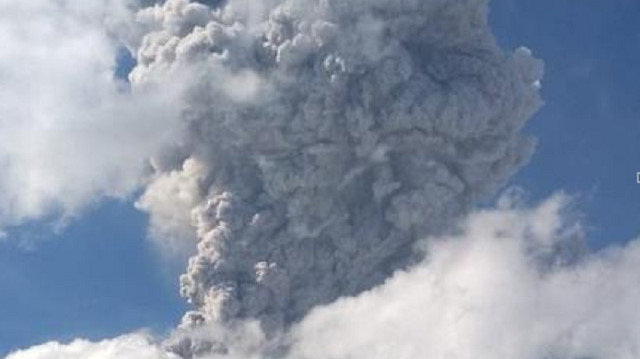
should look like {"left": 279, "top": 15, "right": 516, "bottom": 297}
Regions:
{"left": 1, "top": 0, "right": 639, "bottom": 356}
{"left": 490, "top": 0, "right": 640, "bottom": 247}
{"left": 0, "top": 202, "right": 184, "bottom": 355}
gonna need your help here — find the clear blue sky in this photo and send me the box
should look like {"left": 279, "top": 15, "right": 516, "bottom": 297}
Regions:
{"left": 491, "top": 0, "right": 640, "bottom": 248}
{"left": 1, "top": 0, "right": 639, "bottom": 355}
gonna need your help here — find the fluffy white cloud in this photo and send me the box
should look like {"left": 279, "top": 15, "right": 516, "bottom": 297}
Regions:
{"left": 5, "top": 334, "right": 178, "bottom": 359}
{"left": 0, "top": 0, "right": 185, "bottom": 229}
{"left": 289, "top": 194, "right": 640, "bottom": 359}
{"left": 135, "top": 158, "right": 206, "bottom": 256}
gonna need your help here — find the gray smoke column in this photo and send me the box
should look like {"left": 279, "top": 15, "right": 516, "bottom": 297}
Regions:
{"left": 130, "top": 0, "right": 543, "bottom": 354}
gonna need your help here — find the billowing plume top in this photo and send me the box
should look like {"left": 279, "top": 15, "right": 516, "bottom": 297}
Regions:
{"left": 129, "top": 0, "right": 543, "bottom": 355}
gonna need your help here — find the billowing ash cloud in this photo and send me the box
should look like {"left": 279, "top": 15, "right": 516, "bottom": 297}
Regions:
{"left": 10, "top": 194, "right": 640, "bottom": 359}
{"left": 127, "top": 0, "right": 543, "bottom": 348}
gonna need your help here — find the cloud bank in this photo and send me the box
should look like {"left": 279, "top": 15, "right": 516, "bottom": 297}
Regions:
{"left": 5, "top": 334, "right": 178, "bottom": 359}
{"left": 9, "top": 194, "right": 640, "bottom": 359}
{"left": 288, "top": 194, "right": 639, "bottom": 359}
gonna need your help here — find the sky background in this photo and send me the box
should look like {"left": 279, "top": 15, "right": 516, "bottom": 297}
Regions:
{"left": 492, "top": 0, "right": 640, "bottom": 249}
{"left": 1, "top": 0, "right": 639, "bottom": 355}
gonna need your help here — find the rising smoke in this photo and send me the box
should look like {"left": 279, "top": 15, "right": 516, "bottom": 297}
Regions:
{"left": 129, "top": 1, "right": 543, "bottom": 354}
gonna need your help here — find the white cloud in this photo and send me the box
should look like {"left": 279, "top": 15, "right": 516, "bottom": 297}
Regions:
{"left": 135, "top": 158, "right": 206, "bottom": 256}
{"left": 5, "top": 334, "right": 178, "bottom": 359}
{"left": 0, "top": 0, "right": 185, "bottom": 229}
{"left": 288, "top": 193, "right": 640, "bottom": 359}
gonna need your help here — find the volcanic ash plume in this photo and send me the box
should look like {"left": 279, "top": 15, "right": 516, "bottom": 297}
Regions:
{"left": 128, "top": 0, "right": 543, "bottom": 353}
